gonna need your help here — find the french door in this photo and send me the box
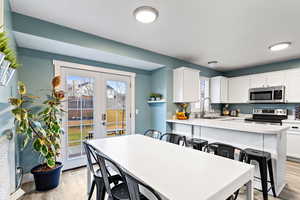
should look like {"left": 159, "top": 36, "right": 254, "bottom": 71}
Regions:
{"left": 61, "top": 67, "right": 132, "bottom": 170}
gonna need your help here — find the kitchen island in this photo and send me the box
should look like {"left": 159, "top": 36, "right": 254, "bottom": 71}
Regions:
{"left": 167, "top": 118, "right": 289, "bottom": 196}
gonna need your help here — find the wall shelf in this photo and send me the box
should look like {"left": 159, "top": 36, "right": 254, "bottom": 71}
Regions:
{"left": 147, "top": 99, "right": 167, "bottom": 104}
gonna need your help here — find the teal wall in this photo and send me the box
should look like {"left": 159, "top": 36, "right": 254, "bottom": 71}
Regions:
{"left": 222, "top": 59, "right": 300, "bottom": 114}
{"left": 11, "top": 12, "right": 222, "bottom": 172}
{"left": 224, "top": 58, "right": 300, "bottom": 77}
{"left": 17, "top": 47, "right": 154, "bottom": 172}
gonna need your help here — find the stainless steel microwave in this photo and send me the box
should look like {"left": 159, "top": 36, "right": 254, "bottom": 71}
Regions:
{"left": 248, "top": 86, "right": 285, "bottom": 103}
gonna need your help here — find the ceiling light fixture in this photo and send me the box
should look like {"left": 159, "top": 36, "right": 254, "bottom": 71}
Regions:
{"left": 269, "top": 42, "right": 291, "bottom": 51}
{"left": 208, "top": 61, "right": 218, "bottom": 68}
{"left": 133, "top": 6, "right": 159, "bottom": 24}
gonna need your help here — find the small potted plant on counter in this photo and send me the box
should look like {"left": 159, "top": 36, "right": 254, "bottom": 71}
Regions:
{"left": 9, "top": 76, "right": 65, "bottom": 191}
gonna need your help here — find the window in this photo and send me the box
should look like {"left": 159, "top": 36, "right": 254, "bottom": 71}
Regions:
{"left": 191, "top": 77, "right": 210, "bottom": 112}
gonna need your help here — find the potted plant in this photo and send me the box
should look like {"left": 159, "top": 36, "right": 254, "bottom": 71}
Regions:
{"left": 9, "top": 76, "right": 65, "bottom": 191}
{"left": 0, "top": 27, "right": 20, "bottom": 86}
{"left": 154, "top": 93, "right": 162, "bottom": 101}
{"left": 149, "top": 93, "right": 156, "bottom": 101}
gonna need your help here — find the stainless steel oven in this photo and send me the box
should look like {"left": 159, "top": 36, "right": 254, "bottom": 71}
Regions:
{"left": 248, "top": 86, "right": 285, "bottom": 103}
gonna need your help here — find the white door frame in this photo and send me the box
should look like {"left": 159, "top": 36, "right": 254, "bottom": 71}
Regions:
{"left": 53, "top": 60, "right": 136, "bottom": 169}
{"left": 53, "top": 60, "right": 136, "bottom": 135}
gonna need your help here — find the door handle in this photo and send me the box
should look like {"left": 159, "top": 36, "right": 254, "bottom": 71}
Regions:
{"left": 101, "top": 113, "right": 106, "bottom": 126}
{"left": 0, "top": 129, "right": 13, "bottom": 144}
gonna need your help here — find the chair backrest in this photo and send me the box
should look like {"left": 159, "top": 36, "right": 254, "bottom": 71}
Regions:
{"left": 83, "top": 141, "right": 97, "bottom": 176}
{"left": 204, "top": 142, "right": 245, "bottom": 161}
{"left": 124, "top": 172, "right": 162, "bottom": 200}
{"left": 95, "top": 151, "right": 127, "bottom": 198}
{"left": 160, "top": 133, "right": 186, "bottom": 146}
{"left": 144, "top": 129, "right": 162, "bottom": 139}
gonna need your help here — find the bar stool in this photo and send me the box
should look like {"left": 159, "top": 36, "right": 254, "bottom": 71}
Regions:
{"left": 186, "top": 138, "right": 208, "bottom": 151}
{"left": 243, "top": 148, "right": 276, "bottom": 200}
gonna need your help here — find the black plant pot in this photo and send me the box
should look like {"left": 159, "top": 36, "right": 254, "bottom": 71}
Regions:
{"left": 31, "top": 162, "right": 63, "bottom": 191}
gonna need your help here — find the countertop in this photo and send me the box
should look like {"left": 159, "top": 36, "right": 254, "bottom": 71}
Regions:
{"left": 167, "top": 117, "right": 290, "bottom": 135}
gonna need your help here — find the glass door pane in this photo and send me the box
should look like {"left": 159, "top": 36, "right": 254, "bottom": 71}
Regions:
{"left": 105, "top": 79, "right": 129, "bottom": 136}
{"left": 66, "top": 75, "right": 95, "bottom": 159}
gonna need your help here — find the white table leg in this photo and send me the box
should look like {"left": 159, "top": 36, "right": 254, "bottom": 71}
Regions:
{"left": 246, "top": 179, "right": 254, "bottom": 200}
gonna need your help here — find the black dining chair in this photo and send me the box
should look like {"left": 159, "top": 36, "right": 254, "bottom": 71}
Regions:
{"left": 144, "top": 129, "right": 162, "bottom": 139}
{"left": 83, "top": 142, "right": 123, "bottom": 200}
{"left": 204, "top": 142, "right": 247, "bottom": 200}
{"left": 95, "top": 151, "right": 161, "bottom": 200}
{"left": 160, "top": 133, "right": 187, "bottom": 146}
{"left": 124, "top": 172, "right": 162, "bottom": 200}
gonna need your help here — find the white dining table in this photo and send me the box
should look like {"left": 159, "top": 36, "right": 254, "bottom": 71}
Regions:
{"left": 87, "top": 134, "right": 255, "bottom": 200}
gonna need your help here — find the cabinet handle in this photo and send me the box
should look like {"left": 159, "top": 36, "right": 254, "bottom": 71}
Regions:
{"left": 292, "top": 126, "right": 299, "bottom": 129}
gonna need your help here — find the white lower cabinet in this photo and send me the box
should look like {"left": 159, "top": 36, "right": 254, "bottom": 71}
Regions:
{"left": 283, "top": 121, "right": 300, "bottom": 159}
{"left": 287, "top": 132, "right": 300, "bottom": 159}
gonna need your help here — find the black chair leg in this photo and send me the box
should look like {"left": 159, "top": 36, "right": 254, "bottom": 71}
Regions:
{"left": 88, "top": 180, "right": 96, "bottom": 200}
{"left": 267, "top": 159, "right": 276, "bottom": 197}
{"left": 259, "top": 159, "right": 269, "bottom": 200}
{"left": 95, "top": 179, "right": 106, "bottom": 200}
{"left": 233, "top": 189, "right": 240, "bottom": 200}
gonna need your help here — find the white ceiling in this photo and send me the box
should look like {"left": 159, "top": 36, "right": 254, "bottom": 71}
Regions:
{"left": 10, "top": 0, "right": 300, "bottom": 71}
{"left": 14, "top": 31, "right": 164, "bottom": 71}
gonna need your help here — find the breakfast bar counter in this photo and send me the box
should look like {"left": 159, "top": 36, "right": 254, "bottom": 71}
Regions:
{"left": 167, "top": 118, "right": 288, "bottom": 196}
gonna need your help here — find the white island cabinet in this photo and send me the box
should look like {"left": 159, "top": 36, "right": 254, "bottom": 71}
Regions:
{"left": 173, "top": 67, "right": 200, "bottom": 103}
{"left": 167, "top": 118, "right": 289, "bottom": 196}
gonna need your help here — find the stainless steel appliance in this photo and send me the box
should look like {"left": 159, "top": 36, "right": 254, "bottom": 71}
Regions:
{"left": 248, "top": 86, "right": 285, "bottom": 103}
{"left": 245, "top": 108, "right": 288, "bottom": 125}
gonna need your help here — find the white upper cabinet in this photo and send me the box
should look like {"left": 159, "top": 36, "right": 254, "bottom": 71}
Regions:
{"left": 249, "top": 73, "right": 267, "bottom": 88}
{"left": 173, "top": 67, "right": 200, "bottom": 103}
{"left": 210, "top": 76, "right": 228, "bottom": 103}
{"left": 228, "top": 76, "right": 251, "bottom": 103}
{"left": 249, "top": 71, "right": 285, "bottom": 88}
{"left": 266, "top": 71, "right": 286, "bottom": 87}
{"left": 286, "top": 68, "right": 300, "bottom": 103}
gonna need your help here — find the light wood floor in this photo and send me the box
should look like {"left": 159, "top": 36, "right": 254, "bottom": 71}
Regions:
{"left": 21, "top": 161, "right": 300, "bottom": 200}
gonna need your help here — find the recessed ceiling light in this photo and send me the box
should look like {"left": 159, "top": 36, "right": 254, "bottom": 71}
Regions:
{"left": 269, "top": 42, "right": 291, "bottom": 51}
{"left": 208, "top": 61, "right": 218, "bottom": 68}
{"left": 133, "top": 6, "right": 159, "bottom": 24}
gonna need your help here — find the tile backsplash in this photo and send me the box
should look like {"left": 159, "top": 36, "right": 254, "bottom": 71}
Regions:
{"left": 211, "top": 103, "right": 300, "bottom": 115}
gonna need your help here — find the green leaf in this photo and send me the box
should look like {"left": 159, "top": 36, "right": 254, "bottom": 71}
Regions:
{"left": 43, "top": 107, "right": 51, "bottom": 115}
{"left": 41, "top": 144, "right": 48, "bottom": 157}
{"left": 33, "top": 138, "right": 42, "bottom": 152}
{"left": 46, "top": 158, "right": 55, "bottom": 168}
{"left": 22, "top": 135, "right": 30, "bottom": 149}
{"left": 51, "top": 123, "right": 60, "bottom": 134}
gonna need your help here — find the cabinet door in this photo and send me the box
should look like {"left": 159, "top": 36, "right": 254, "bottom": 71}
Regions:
{"left": 266, "top": 71, "right": 285, "bottom": 87}
{"left": 220, "top": 78, "right": 228, "bottom": 103}
{"left": 228, "top": 76, "right": 250, "bottom": 103}
{"left": 210, "top": 77, "right": 221, "bottom": 103}
{"left": 286, "top": 69, "right": 300, "bottom": 102}
{"left": 287, "top": 132, "right": 300, "bottom": 159}
{"left": 183, "top": 69, "right": 200, "bottom": 102}
{"left": 250, "top": 73, "right": 267, "bottom": 88}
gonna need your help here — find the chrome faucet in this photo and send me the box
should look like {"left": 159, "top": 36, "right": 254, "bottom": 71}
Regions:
{"left": 200, "top": 97, "right": 212, "bottom": 118}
